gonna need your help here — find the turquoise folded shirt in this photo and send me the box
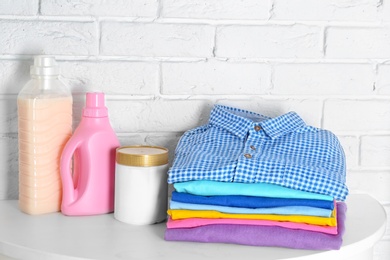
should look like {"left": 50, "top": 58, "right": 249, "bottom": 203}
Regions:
{"left": 169, "top": 200, "right": 333, "bottom": 217}
{"left": 174, "top": 181, "right": 334, "bottom": 201}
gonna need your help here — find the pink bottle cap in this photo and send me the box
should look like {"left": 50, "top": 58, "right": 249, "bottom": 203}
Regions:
{"left": 82, "top": 92, "right": 108, "bottom": 118}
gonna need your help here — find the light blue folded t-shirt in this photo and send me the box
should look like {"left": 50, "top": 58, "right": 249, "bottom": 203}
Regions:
{"left": 169, "top": 200, "right": 333, "bottom": 217}
{"left": 173, "top": 181, "right": 334, "bottom": 201}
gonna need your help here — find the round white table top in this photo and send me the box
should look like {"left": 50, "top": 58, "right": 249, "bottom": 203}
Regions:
{"left": 0, "top": 194, "right": 386, "bottom": 260}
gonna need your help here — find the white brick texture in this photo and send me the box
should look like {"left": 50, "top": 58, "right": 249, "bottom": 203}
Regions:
{"left": 323, "top": 100, "right": 390, "bottom": 132}
{"left": 0, "top": 1, "right": 389, "bottom": 259}
{"left": 347, "top": 171, "right": 390, "bottom": 203}
{"left": 0, "top": 134, "right": 18, "bottom": 199}
{"left": 109, "top": 100, "right": 213, "bottom": 133}
{"left": 100, "top": 22, "right": 215, "bottom": 57}
{"left": 0, "top": 99, "right": 18, "bottom": 134}
{"left": 377, "top": 65, "right": 390, "bottom": 94}
{"left": 216, "top": 25, "right": 323, "bottom": 58}
{"left": 326, "top": 26, "right": 390, "bottom": 59}
{"left": 0, "top": 60, "right": 30, "bottom": 95}
{"left": 40, "top": 0, "right": 159, "bottom": 17}
{"left": 60, "top": 61, "right": 160, "bottom": 95}
{"left": 0, "top": 21, "right": 98, "bottom": 56}
{"left": 161, "top": 0, "right": 271, "bottom": 20}
{"left": 161, "top": 60, "right": 271, "bottom": 95}
{"left": 0, "top": 0, "right": 39, "bottom": 15}
{"left": 361, "top": 136, "right": 390, "bottom": 167}
{"left": 272, "top": 0, "right": 379, "bottom": 21}
{"left": 272, "top": 63, "right": 375, "bottom": 95}
{"left": 383, "top": 0, "right": 390, "bottom": 21}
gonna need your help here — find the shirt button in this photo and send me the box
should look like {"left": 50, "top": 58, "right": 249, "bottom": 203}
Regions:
{"left": 254, "top": 125, "right": 261, "bottom": 131}
{"left": 244, "top": 153, "right": 252, "bottom": 159}
{"left": 250, "top": 145, "right": 256, "bottom": 151}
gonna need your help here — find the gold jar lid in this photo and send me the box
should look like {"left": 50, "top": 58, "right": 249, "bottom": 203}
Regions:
{"left": 116, "top": 145, "right": 168, "bottom": 167}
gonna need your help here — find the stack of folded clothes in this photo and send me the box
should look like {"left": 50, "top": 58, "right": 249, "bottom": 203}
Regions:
{"left": 165, "top": 104, "right": 349, "bottom": 250}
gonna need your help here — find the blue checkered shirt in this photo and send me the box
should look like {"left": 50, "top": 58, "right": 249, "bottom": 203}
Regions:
{"left": 168, "top": 105, "right": 348, "bottom": 201}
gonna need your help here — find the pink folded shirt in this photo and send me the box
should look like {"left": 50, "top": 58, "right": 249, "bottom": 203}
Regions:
{"left": 167, "top": 216, "right": 337, "bottom": 235}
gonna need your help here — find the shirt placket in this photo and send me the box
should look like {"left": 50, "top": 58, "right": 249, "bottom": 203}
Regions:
{"left": 234, "top": 123, "right": 266, "bottom": 183}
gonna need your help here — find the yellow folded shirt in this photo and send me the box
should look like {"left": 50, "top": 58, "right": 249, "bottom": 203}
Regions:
{"left": 167, "top": 207, "right": 337, "bottom": 227}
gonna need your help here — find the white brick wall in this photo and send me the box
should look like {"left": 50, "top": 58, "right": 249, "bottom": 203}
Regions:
{"left": 326, "top": 26, "right": 390, "bottom": 59}
{"left": 101, "top": 22, "right": 215, "bottom": 57}
{"left": 60, "top": 61, "right": 160, "bottom": 95}
{"left": 272, "top": 63, "right": 375, "bottom": 95}
{"left": 161, "top": 60, "right": 271, "bottom": 95}
{"left": 0, "top": 20, "right": 98, "bottom": 55}
{"left": 0, "top": 0, "right": 389, "bottom": 259}
{"left": 0, "top": 0, "right": 39, "bottom": 16}
{"left": 272, "top": 0, "right": 380, "bottom": 21}
{"left": 216, "top": 25, "right": 323, "bottom": 59}
{"left": 41, "top": 0, "right": 159, "bottom": 17}
{"left": 161, "top": 0, "right": 271, "bottom": 20}
{"left": 323, "top": 100, "right": 390, "bottom": 132}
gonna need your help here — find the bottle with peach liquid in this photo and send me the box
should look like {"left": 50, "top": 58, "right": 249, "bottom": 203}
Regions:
{"left": 17, "top": 56, "right": 72, "bottom": 215}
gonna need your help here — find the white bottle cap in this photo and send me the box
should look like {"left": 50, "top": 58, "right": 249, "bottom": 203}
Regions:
{"left": 30, "top": 55, "right": 60, "bottom": 76}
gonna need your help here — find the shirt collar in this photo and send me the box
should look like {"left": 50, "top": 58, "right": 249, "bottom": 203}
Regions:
{"left": 209, "top": 105, "right": 306, "bottom": 139}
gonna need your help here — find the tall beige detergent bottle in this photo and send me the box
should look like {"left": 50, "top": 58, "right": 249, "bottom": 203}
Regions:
{"left": 17, "top": 56, "right": 72, "bottom": 215}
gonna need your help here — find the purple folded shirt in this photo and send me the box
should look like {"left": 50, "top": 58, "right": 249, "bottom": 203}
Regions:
{"left": 165, "top": 202, "right": 347, "bottom": 250}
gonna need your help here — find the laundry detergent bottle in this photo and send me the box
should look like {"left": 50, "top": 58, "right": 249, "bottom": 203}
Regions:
{"left": 60, "top": 92, "right": 120, "bottom": 216}
{"left": 18, "top": 55, "right": 72, "bottom": 215}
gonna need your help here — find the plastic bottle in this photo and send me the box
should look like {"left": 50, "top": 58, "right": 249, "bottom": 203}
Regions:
{"left": 17, "top": 55, "right": 73, "bottom": 215}
{"left": 60, "top": 92, "right": 120, "bottom": 216}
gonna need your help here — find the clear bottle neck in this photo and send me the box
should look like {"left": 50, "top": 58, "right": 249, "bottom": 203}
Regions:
{"left": 30, "top": 74, "right": 60, "bottom": 90}
{"left": 31, "top": 74, "right": 59, "bottom": 79}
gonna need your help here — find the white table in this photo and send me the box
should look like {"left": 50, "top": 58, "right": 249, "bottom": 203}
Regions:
{"left": 0, "top": 194, "right": 386, "bottom": 260}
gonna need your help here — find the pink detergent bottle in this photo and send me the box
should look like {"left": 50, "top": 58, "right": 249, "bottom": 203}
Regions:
{"left": 60, "top": 92, "right": 120, "bottom": 216}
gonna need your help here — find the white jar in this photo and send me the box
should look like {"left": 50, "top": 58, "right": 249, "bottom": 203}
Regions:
{"left": 114, "top": 146, "right": 168, "bottom": 225}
